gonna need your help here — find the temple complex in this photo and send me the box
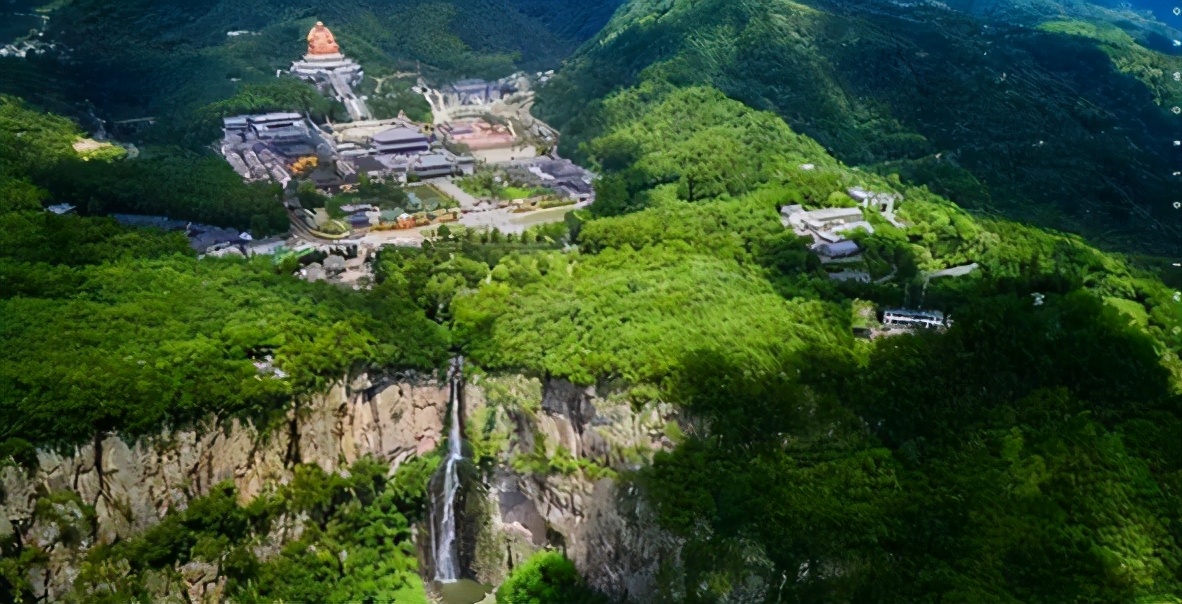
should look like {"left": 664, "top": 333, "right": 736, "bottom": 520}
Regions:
{"left": 291, "top": 21, "right": 370, "bottom": 121}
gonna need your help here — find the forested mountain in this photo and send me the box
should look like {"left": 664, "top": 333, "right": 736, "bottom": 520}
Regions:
{"left": 458, "top": 81, "right": 1182, "bottom": 601}
{"left": 5, "top": 69, "right": 1180, "bottom": 602}
{"left": 1, "top": 0, "right": 622, "bottom": 138}
{"left": 0, "top": 94, "right": 453, "bottom": 602}
{"left": 1, "top": 0, "right": 1181, "bottom": 602}
{"left": 537, "top": 0, "right": 1182, "bottom": 253}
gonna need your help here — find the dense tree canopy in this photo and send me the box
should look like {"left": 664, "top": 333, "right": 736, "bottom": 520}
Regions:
{"left": 1, "top": 95, "right": 289, "bottom": 234}
{"left": 0, "top": 96, "right": 449, "bottom": 452}
{"left": 447, "top": 70, "right": 1182, "bottom": 601}
{"left": 538, "top": 0, "right": 1182, "bottom": 252}
{"left": 497, "top": 551, "right": 607, "bottom": 604}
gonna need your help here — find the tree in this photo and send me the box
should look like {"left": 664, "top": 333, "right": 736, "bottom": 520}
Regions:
{"left": 496, "top": 552, "right": 605, "bottom": 604}
{"left": 672, "top": 129, "right": 747, "bottom": 202}
{"left": 296, "top": 182, "right": 327, "bottom": 209}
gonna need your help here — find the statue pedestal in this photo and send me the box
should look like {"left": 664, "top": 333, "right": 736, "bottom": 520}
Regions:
{"left": 303, "top": 53, "right": 345, "bottom": 62}
{"left": 292, "top": 53, "right": 361, "bottom": 76}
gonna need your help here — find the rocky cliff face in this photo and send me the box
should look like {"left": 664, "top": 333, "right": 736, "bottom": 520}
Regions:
{"left": 1, "top": 371, "right": 686, "bottom": 603}
{"left": 463, "top": 375, "right": 685, "bottom": 602}
{"left": 0, "top": 373, "right": 449, "bottom": 602}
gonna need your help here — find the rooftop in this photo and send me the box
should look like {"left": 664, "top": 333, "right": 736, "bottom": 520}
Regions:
{"left": 813, "top": 239, "right": 861, "bottom": 258}
{"left": 373, "top": 127, "right": 427, "bottom": 144}
{"left": 832, "top": 221, "right": 875, "bottom": 236}
{"left": 352, "top": 156, "right": 387, "bottom": 174}
{"left": 416, "top": 154, "right": 453, "bottom": 169}
{"left": 884, "top": 309, "right": 946, "bottom": 325}
{"left": 804, "top": 207, "right": 864, "bottom": 220}
{"left": 247, "top": 112, "right": 303, "bottom": 124}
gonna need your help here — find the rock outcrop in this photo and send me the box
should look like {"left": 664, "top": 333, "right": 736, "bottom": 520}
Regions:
{"left": 466, "top": 376, "right": 684, "bottom": 602}
{"left": 1, "top": 371, "right": 688, "bottom": 603}
{"left": 0, "top": 373, "right": 448, "bottom": 602}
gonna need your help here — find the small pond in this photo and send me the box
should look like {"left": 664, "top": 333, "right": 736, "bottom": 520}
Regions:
{"left": 438, "top": 579, "right": 493, "bottom": 604}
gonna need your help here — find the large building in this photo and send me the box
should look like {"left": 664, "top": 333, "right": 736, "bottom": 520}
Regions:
{"left": 786, "top": 207, "right": 864, "bottom": 233}
{"left": 220, "top": 112, "right": 341, "bottom": 189}
{"left": 782, "top": 205, "right": 873, "bottom": 243}
{"left": 411, "top": 153, "right": 457, "bottom": 178}
{"left": 372, "top": 127, "right": 430, "bottom": 155}
{"left": 813, "top": 239, "right": 862, "bottom": 260}
{"left": 516, "top": 158, "right": 596, "bottom": 202}
{"left": 445, "top": 79, "right": 511, "bottom": 105}
{"left": 245, "top": 113, "right": 309, "bottom": 143}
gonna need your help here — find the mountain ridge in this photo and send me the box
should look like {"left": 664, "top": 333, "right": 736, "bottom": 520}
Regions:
{"left": 536, "top": 0, "right": 1182, "bottom": 253}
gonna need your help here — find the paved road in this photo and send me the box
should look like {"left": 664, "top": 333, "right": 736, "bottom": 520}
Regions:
{"left": 286, "top": 207, "right": 336, "bottom": 243}
{"left": 457, "top": 204, "right": 582, "bottom": 234}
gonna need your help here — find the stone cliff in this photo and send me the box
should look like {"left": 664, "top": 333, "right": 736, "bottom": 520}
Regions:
{"left": 0, "top": 373, "right": 449, "bottom": 602}
{"left": 1, "top": 371, "right": 686, "bottom": 603}
{"left": 462, "top": 375, "right": 685, "bottom": 602}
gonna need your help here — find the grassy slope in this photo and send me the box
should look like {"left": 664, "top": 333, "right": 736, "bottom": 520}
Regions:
{"left": 536, "top": 0, "right": 1182, "bottom": 253}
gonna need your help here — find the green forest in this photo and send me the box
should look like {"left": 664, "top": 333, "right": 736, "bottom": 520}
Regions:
{"left": 450, "top": 78, "right": 1181, "bottom": 600}
{"left": 1, "top": 95, "right": 292, "bottom": 234}
{"left": 0, "top": 94, "right": 449, "bottom": 452}
{"left": 536, "top": 0, "right": 1182, "bottom": 254}
{"left": 0, "top": 0, "right": 621, "bottom": 139}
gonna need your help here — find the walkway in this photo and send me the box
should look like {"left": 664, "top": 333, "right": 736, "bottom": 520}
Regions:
{"left": 427, "top": 178, "right": 480, "bottom": 210}
{"left": 328, "top": 72, "right": 371, "bottom": 121}
{"left": 926, "top": 263, "right": 979, "bottom": 279}
{"left": 421, "top": 87, "right": 450, "bottom": 124}
{"left": 354, "top": 201, "right": 588, "bottom": 248}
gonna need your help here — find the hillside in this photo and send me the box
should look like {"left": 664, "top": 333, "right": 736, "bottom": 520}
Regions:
{"left": 451, "top": 80, "right": 1182, "bottom": 602}
{"left": 0, "top": 94, "right": 454, "bottom": 603}
{"left": 0, "top": 1, "right": 1180, "bottom": 602}
{"left": 0, "top": 0, "right": 622, "bottom": 139}
{"left": 536, "top": 0, "right": 1182, "bottom": 253}
{"left": 4, "top": 71, "right": 1179, "bottom": 601}
{"left": 0, "top": 95, "right": 449, "bottom": 450}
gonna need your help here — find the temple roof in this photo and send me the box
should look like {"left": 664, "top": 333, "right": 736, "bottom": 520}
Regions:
{"left": 373, "top": 127, "right": 427, "bottom": 144}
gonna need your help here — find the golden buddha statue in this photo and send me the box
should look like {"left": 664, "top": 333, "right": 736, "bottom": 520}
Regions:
{"left": 306, "top": 21, "right": 340, "bottom": 56}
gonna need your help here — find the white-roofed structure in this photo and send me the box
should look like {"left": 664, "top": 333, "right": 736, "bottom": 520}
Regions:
{"left": 882, "top": 309, "right": 947, "bottom": 330}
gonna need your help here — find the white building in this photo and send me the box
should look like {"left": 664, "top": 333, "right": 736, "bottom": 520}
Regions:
{"left": 882, "top": 309, "right": 947, "bottom": 330}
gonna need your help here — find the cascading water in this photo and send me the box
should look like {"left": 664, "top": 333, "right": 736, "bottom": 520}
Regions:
{"left": 432, "top": 357, "right": 464, "bottom": 583}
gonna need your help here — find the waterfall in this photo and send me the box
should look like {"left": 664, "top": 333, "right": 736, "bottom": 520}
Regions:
{"left": 432, "top": 357, "right": 464, "bottom": 583}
